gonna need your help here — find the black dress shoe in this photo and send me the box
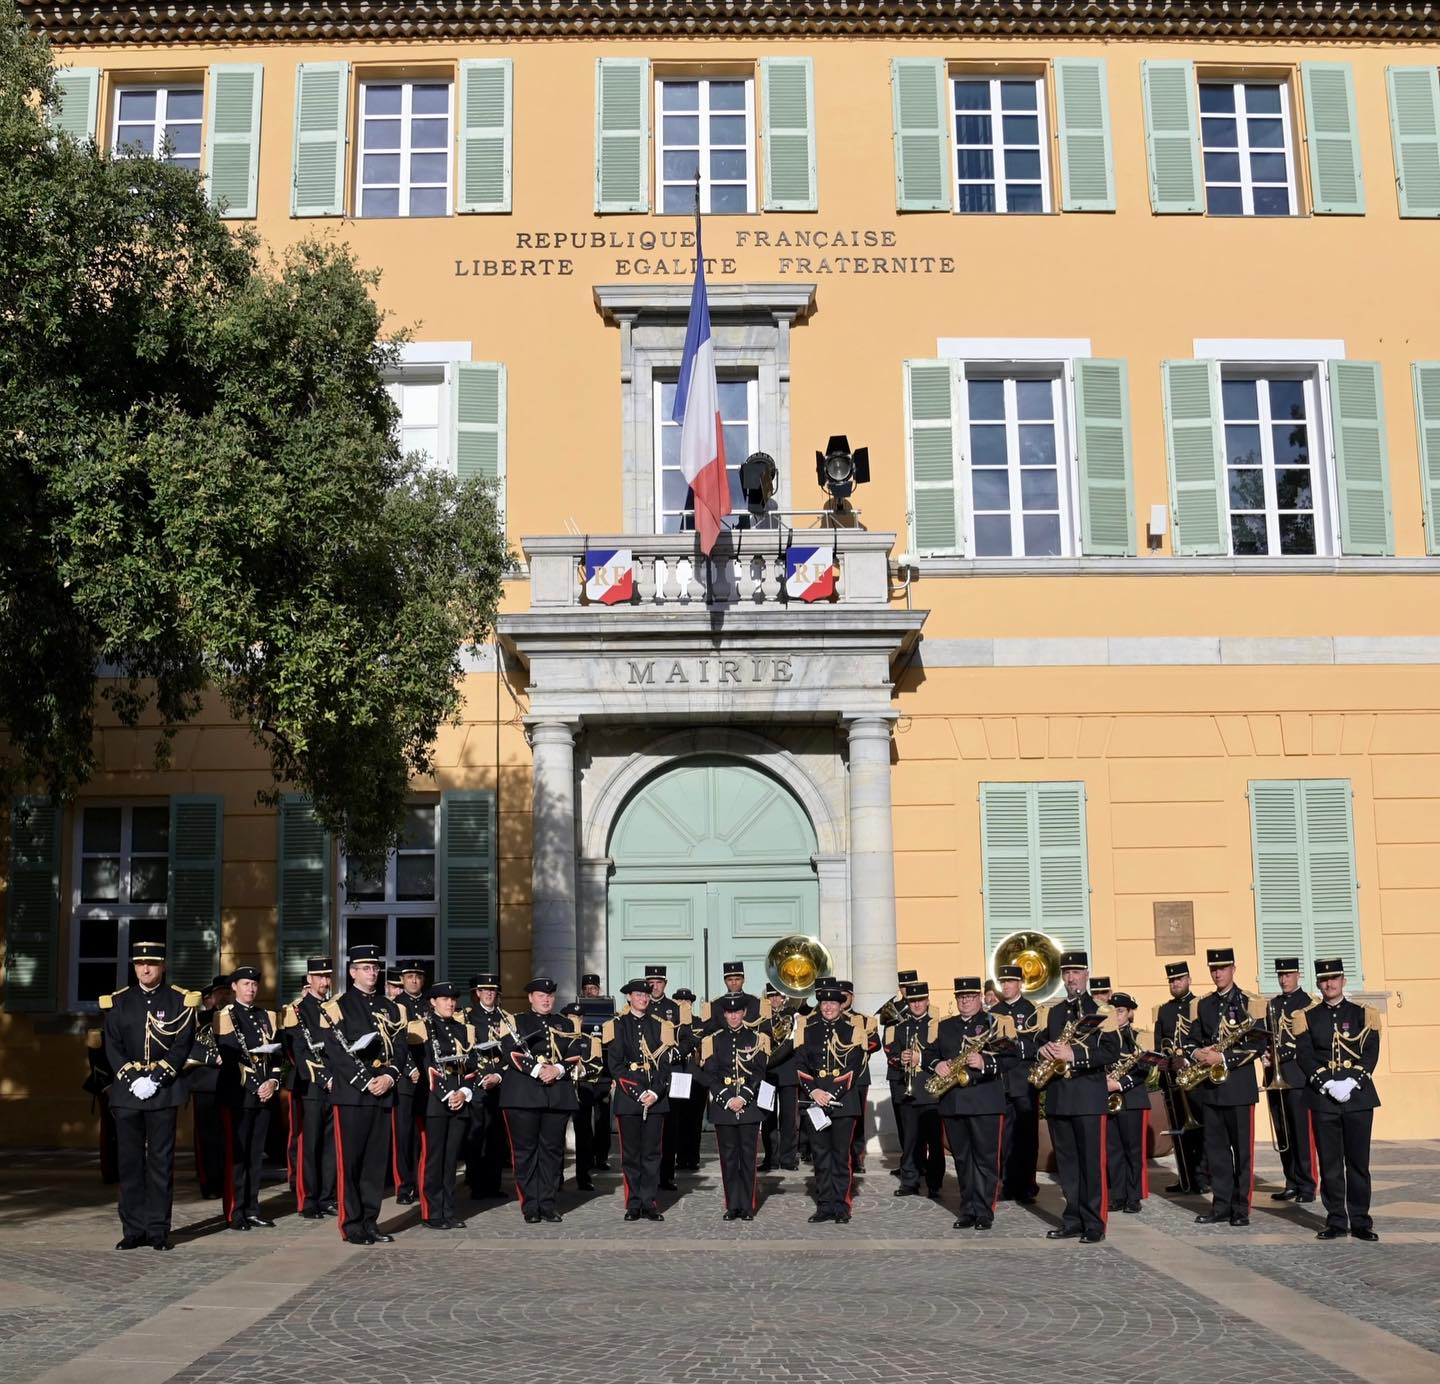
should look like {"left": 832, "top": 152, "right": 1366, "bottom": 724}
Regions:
{"left": 116, "top": 1235, "right": 147, "bottom": 1250}
{"left": 150, "top": 1239, "right": 173, "bottom": 1251}
{"left": 1080, "top": 1230, "right": 1106, "bottom": 1243}
{"left": 320, "top": 1204, "right": 339, "bottom": 1217}
{"left": 1108, "top": 1202, "right": 1123, "bottom": 1213}
{"left": 973, "top": 1220, "right": 993, "bottom": 1231}
{"left": 1046, "top": 1228, "right": 1081, "bottom": 1239}
{"left": 246, "top": 1216, "right": 276, "bottom": 1228}
{"left": 658, "top": 1180, "right": 678, "bottom": 1192}
{"left": 1123, "top": 1203, "right": 1141, "bottom": 1214}
{"left": 524, "top": 1213, "right": 542, "bottom": 1224}
{"left": 228, "top": 1219, "right": 250, "bottom": 1231}
{"left": 834, "top": 1212, "right": 851, "bottom": 1224}
{"left": 740, "top": 1211, "right": 753, "bottom": 1221}
{"left": 780, "top": 1162, "right": 799, "bottom": 1171}
{"left": 422, "top": 1219, "right": 448, "bottom": 1230}
{"left": 1316, "top": 1226, "right": 1347, "bottom": 1240}
{"left": 1229, "top": 1215, "right": 1250, "bottom": 1227}
{"left": 540, "top": 1210, "right": 564, "bottom": 1223}
{"left": 926, "top": 1188, "right": 943, "bottom": 1200}
{"left": 592, "top": 1161, "right": 611, "bottom": 1171}
{"left": 1165, "top": 1182, "right": 1190, "bottom": 1194}
{"left": 447, "top": 1219, "right": 468, "bottom": 1230}
{"left": 1194, "top": 1212, "right": 1227, "bottom": 1224}
{"left": 1015, "top": 1194, "right": 1038, "bottom": 1206}
{"left": 893, "top": 1186, "right": 920, "bottom": 1198}
{"left": 395, "top": 1190, "right": 418, "bottom": 1205}
{"left": 624, "top": 1210, "right": 642, "bottom": 1222}
{"left": 370, "top": 1232, "right": 396, "bottom": 1243}
{"left": 1271, "top": 1188, "right": 1299, "bottom": 1201}
{"left": 576, "top": 1179, "right": 595, "bottom": 1192}
{"left": 723, "top": 1209, "right": 738, "bottom": 1220}
{"left": 1293, "top": 1195, "right": 1317, "bottom": 1204}
{"left": 349, "top": 1234, "right": 376, "bottom": 1246}
{"left": 758, "top": 1161, "right": 775, "bottom": 1173}
{"left": 808, "top": 1211, "right": 833, "bottom": 1223}
{"left": 643, "top": 1208, "right": 664, "bottom": 1222}
{"left": 1352, "top": 1228, "right": 1379, "bottom": 1242}
{"left": 300, "top": 1208, "right": 324, "bottom": 1220}
{"left": 953, "top": 1216, "right": 975, "bottom": 1230}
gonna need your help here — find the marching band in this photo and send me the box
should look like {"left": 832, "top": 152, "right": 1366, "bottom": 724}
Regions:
{"left": 95, "top": 933, "right": 1384, "bottom": 1249}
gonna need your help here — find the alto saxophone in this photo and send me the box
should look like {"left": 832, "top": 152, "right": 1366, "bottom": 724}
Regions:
{"left": 1030, "top": 1013, "right": 1087, "bottom": 1089}
{"left": 1106, "top": 1041, "right": 1148, "bottom": 1113}
{"left": 925, "top": 1024, "right": 1000, "bottom": 1096}
{"left": 1175, "top": 1013, "right": 1259, "bottom": 1091}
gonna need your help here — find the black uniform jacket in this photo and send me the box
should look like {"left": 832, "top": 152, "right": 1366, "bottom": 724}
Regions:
{"left": 698, "top": 992, "right": 762, "bottom": 1028}
{"left": 466, "top": 1001, "right": 512, "bottom": 1089}
{"left": 282, "top": 992, "right": 331, "bottom": 1100}
{"left": 1154, "top": 988, "right": 1204, "bottom": 1105}
{"left": 783, "top": 1013, "right": 869, "bottom": 1118}
{"left": 1266, "top": 987, "right": 1313, "bottom": 1090}
{"left": 697, "top": 1025, "right": 771, "bottom": 1125}
{"left": 1112, "top": 1026, "right": 1155, "bottom": 1112}
{"left": 101, "top": 982, "right": 200, "bottom": 1111}
{"left": 604, "top": 1011, "right": 678, "bottom": 1116}
{"left": 184, "top": 1009, "right": 224, "bottom": 1095}
{"left": 934, "top": 1011, "right": 1015, "bottom": 1117}
{"left": 215, "top": 1002, "right": 285, "bottom": 1108}
{"left": 989, "top": 996, "right": 1039, "bottom": 1098}
{"left": 408, "top": 1014, "right": 479, "bottom": 1116}
{"left": 390, "top": 993, "right": 426, "bottom": 1093}
{"left": 319, "top": 988, "right": 406, "bottom": 1108}
{"left": 760, "top": 1004, "right": 809, "bottom": 1088}
{"left": 883, "top": 1010, "right": 942, "bottom": 1107}
{"left": 1185, "top": 987, "right": 1267, "bottom": 1107}
{"left": 499, "top": 1011, "right": 585, "bottom": 1112}
{"left": 1035, "top": 993, "right": 1122, "bottom": 1117}
{"left": 1295, "top": 999, "right": 1382, "bottom": 1114}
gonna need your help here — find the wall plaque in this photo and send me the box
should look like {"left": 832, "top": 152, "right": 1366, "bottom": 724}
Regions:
{"left": 1153, "top": 901, "right": 1195, "bottom": 956}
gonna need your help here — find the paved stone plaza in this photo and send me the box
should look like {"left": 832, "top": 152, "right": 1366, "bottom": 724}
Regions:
{"left": 2, "top": 1141, "right": 1438, "bottom": 1384}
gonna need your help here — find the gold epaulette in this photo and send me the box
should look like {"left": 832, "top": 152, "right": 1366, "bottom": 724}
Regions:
{"left": 601, "top": 1020, "right": 615, "bottom": 1044}
{"left": 864, "top": 1014, "right": 878, "bottom": 1037}
{"left": 700, "top": 1035, "right": 715, "bottom": 1063}
{"left": 265, "top": 1010, "right": 277, "bottom": 1029}
{"left": 407, "top": 1019, "right": 427, "bottom": 1044}
{"left": 1248, "top": 997, "right": 1268, "bottom": 1022}
{"left": 756, "top": 1032, "right": 771, "bottom": 1055}
{"left": 501, "top": 1008, "right": 515, "bottom": 1024}
{"left": 567, "top": 1014, "right": 582, "bottom": 1034}
{"left": 322, "top": 999, "right": 343, "bottom": 1024}
{"left": 588, "top": 1034, "right": 602, "bottom": 1060}
{"left": 1097, "top": 1006, "right": 1121, "bottom": 1033}
{"left": 660, "top": 1020, "right": 676, "bottom": 1046}
{"left": 699, "top": 1001, "right": 712, "bottom": 1023}
{"left": 927, "top": 1016, "right": 941, "bottom": 1044}
{"left": 850, "top": 1014, "right": 869, "bottom": 1044}
{"left": 1363, "top": 1005, "right": 1384, "bottom": 1034}
{"left": 171, "top": 984, "right": 202, "bottom": 1008}
{"left": 678, "top": 1000, "right": 693, "bottom": 1025}
{"left": 883, "top": 1024, "right": 896, "bottom": 1046}
{"left": 1292, "top": 1007, "right": 1309, "bottom": 1035}
{"left": 465, "top": 1024, "right": 476, "bottom": 1045}
{"left": 99, "top": 991, "right": 118, "bottom": 1010}
{"left": 86, "top": 1029, "right": 103, "bottom": 1050}
{"left": 1034, "top": 1003, "right": 1052, "bottom": 1031}
{"left": 215, "top": 1008, "right": 235, "bottom": 1036}
{"left": 792, "top": 1015, "right": 807, "bottom": 1045}
{"left": 994, "top": 1014, "right": 1017, "bottom": 1040}
{"left": 282, "top": 1005, "right": 298, "bottom": 1028}
{"left": 1151, "top": 1004, "right": 1163, "bottom": 1026}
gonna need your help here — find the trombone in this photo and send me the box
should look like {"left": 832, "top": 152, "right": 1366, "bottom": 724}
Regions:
{"left": 1265, "top": 1002, "right": 1294, "bottom": 1155}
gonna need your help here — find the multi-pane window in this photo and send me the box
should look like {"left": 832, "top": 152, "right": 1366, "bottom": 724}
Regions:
{"left": 1221, "top": 374, "right": 1325, "bottom": 556}
{"left": 358, "top": 81, "right": 452, "bottom": 218}
{"left": 952, "top": 77, "right": 1049, "bottom": 213}
{"left": 341, "top": 803, "right": 438, "bottom": 984}
{"left": 72, "top": 804, "right": 170, "bottom": 1006}
{"left": 1201, "top": 81, "right": 1296, "bottom": 216}
{"left": 657, "top": 79, "right": 755, "bottom": 215}
{"left": 386, "top": 368, "right": 447, "bottom": 471}
{"left": 966, "top": 374, "right": 1070, "bottom": 557}
{"left": 653, "top": 376, "right": 755, "bottom": 533}
{"left": 112, "top": 86, "right": 203, "bottom": 171}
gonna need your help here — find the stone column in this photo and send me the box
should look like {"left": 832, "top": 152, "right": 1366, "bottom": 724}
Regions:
{"left": 811, "top": 853, "right": 850, "bottom": 974}
{"left": 575, "top": 856, "right": 614, "bottom": 991}
{"left": 845, "top": 714, "right": 899, "bottom": 1015}
{"left": 528, "top": 719, "right": 580, "bottom": 991}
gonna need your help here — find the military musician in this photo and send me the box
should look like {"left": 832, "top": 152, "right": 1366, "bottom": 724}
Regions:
{"left": 1088, "top": 976, "right": 1113, "bottom": 1006}
{"left": 604, "top": 978, "right": 676, "bottom": 1222}
{"left": 102, "top": 939, "right": 199, "bottom": 1251}
{"left": 1103, "top": 991, "right": 1152, "bottom": 1215}
{"left": 789, "top": 982, "right": 868, "bottom": 1223}
{"left": 387, "top": 959, "right": 428, "bottom": 1205}
{"left": 1185, "top": 946, "right": 1267, "bottom": 1227}
{"left": 408, "top": 981, "right": 477, "bottom": 1230}
{"left": 933, "top": 977, "right": 1015, "bottom": 1230}
{"left": 991, "top": 963, "right": 1040, "bottom": 1204}
{"left": 883, "top": 979, "right": 943, "bottom": 1199}
{"left": 282, "top": 957, "right": 336, "bottom": 1219}
{"left": 836, "top": 977, "right": 880, "bottom": 1174}
{"left": 319, "top": 943, "right": 406, "bottom": 1244}
{"left": 189, "top": 973, "right": 229, "bottom": 1202}
{"left": 578, "top": 972, "right": 612, "bottom": 1174}
{"left": 1154, "top": 961, "right": 1207, "bottom": 1196}
{"left": 463, "top": 971, "right": 509, "bottom": 1200}
{"left": 499, "top": 976, "right": 586, "bottom": 1224}
{"left": 1265, "top": 957, "right": 1318, "bottom": 1205}
{"left": 1037, "top": 950, "right": 1121, "bottom": 1244}
{"left": 215, "top": 965, "right": 284, "bottom": 1230}
{"left": 670, "top": 985, "right": 706, "bottom": 1170}
{"left": 698, "top": 994, "right": 771, "bottom": 1219}
{"left": 760, "top": 983, "right": 806, "bottom": 1171}
{"left": 1295, "top": 957, "right": 1381, "bottom": 1242}
{"left": 646, "top": 965, "right": 690, "bottom": 1186}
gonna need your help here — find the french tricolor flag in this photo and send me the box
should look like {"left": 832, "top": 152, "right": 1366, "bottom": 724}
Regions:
{"left": 785, "top": 541, "right": 836, "bottom": 602}
{"left": 673, "top": 212, "right": 729, "bottom": 557}
{"left": 584, "top": 548, "right": 634, "bottom": 605}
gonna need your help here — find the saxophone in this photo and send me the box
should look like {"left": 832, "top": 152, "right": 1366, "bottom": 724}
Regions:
{"left": 925, "top": 1023, "right": 1003, "bottom": 1096}
{"left": 1106, "top": 1038, "right": 1149, "bottom": 1113}
{"left": 1175, "top": 1013, "right": 1260, "bottom": 1091}
{"left": 1029, "top": 1013, "right": 1088, "bottom": 1089}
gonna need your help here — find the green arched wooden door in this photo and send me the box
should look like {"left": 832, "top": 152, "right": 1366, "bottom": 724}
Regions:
{"left": 607, "top": 757, "right": 819, "bottom": 998}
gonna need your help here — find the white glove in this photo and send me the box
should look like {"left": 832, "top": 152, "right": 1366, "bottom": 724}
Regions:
{"left": 130, "top": 1076, "right": 159, "bottom": 1100}
{"left": 347, "top": 1031, "right": 379, "bottom": 1055}
{"left": 461, "top": 1087, "right": 474, "bottom": 1103}
{"left": 252, "top": 1042, "right": 280, "bottom": 1054}
{"left": 1332, "top": 1078, "right": 1358, "bottom": 1102}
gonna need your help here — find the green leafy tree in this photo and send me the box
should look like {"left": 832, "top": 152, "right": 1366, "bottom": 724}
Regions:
{"left": 0, "top": 4, "right": 507, "bottom": 860}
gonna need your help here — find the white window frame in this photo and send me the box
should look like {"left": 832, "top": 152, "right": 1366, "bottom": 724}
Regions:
{"left": 111, "top": 83, "right": 204, "bottom": 170}
{"left": 1200, "top": 78, "right": 1298, "bottom": 218}
{"left": 949, "top": 73, "right": 1051, "bottom": 215}
{"left": 356, "top": 79, "right": 454, "bottom": 219}
{"left": 655, "top": 76, "right": 757, "bottom": 216}
{"left": 1217, "top": 363, "right": 1336, "bottom": 557}
{"left": 69, "top": 801, "right": 171, "bottom": 1012}
{"left": 382, "top": 343, "right": 472, "bottom": 476}
{"left": 651, "top": 374, "right": 758, "bottom": 534}
{"left": 386, "top": 366, "right": 450, "bottom": 473}
{"left": 339, "top": 801, "right": 440, "bottom": 980}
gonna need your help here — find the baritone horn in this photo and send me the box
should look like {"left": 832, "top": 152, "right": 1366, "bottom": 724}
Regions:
{"left": 765, "top": 935, "right": 834, "bottom": 1000}
{"left": 990, "top": 931, "right": 1064, "bottom": 1005}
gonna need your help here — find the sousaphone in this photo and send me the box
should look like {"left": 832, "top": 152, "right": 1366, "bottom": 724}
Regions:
{"left": 765, "top": 934, "right": 834, "bottom": 1001}
{"left": 990, "top": 931, "right": 1064, "bottom": 1004}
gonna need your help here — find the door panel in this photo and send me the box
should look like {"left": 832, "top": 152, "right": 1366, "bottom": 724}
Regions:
{"left": 609, "top": 883, "right": 706, "bottom": 993}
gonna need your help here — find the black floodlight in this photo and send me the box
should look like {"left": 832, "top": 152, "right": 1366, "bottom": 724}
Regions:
{"left": 740, "top": 451, "right": 778, "bottom": 516}
{"left": 815, "top": 434, "right": 870, "bottom": 502}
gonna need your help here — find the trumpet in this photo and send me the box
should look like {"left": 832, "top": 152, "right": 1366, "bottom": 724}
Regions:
{"left": 1175, "top": 1014, "right": 1261, "bottom": 1091}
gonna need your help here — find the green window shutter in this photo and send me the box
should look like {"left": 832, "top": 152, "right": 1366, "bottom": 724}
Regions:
{"left": 4, "top": 797, "right": 60, "bottom": 1013}
{"left": 905, "top": 359, "right": 963, "bottom": 555}
{"left": 51, "top": 66, "right": 100, "bottom": 143}
{"left": 1301, "top": 63, "right": 1365, "bottom": 216}
{"left": 291, "top": 61, "right": 349, "bottom": 217}
{"left": 1329, "top": 360, "right": 1394, "bottom": 556}
{"left": 1141, "top": 60, "right": 1202, "bottom": 214}
{"left": 1413, "top": 362, "right": 1440, "bottom": 554}
{"left": 761, "top": 57, "right": 817, "bottom": 212}
{"left": 1301, "top": 781, "right": 1363, "bottom": 988}
{"left": 891, "top": 58, "right": 951, "bottom": 212}
{"left": 1053, "top": 58, "right": 1115, "bottom": 212}
{"left": 980, "top": 783, "right": 1090, "bottom": 957}
{"left": 1250, "top": 780, "right": 1363, "bottom": 987}
{"left": 168, "top": 795, "right": 223, "bottom": 989}
{"left": 595, "top": 58, "right": 649, "bottom": 213}
{"left": 458, "top": 59, "right": 512, "bottom": 214}
{"left": 205, "top": 64, "right": 263, "bottom": 219}
{"left": 277, "top": 796, "right": 331, "bottom": 998}
{"left": 1162, "top": 359, "right": 1226, "bottom": 555}
{"left": 1386, "top": 66, "right": 1440, "bottom": 218}
{"left": 441, "top": 791, "right": 498, "bottom": 983}
{"left": 1074, "top": 358, "right": 1136, "bottom": 555}
{"left": 452, "top": 362, "right": 506, "bottom": 520}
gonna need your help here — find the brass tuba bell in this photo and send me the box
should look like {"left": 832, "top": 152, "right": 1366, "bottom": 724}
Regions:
{"left": 765, "top": 934, "right": 834, "bottom": 1000}
{"left": 990, "top": 931, "right": 1064, "bottom": 1004}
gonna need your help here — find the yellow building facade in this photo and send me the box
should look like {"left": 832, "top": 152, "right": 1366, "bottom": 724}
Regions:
{"left": 5, "top": 3, "right": 1440, "bottom": 1143}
